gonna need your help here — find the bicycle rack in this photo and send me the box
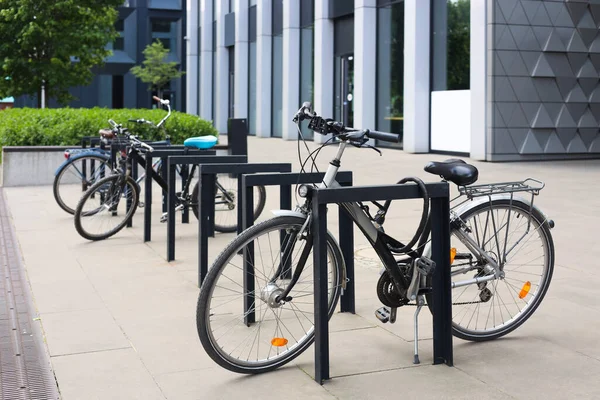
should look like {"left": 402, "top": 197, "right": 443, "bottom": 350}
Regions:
{"left": 309, "top": 182, "right": 453, "bottom": 384}
{"left": 196, "top": 163, "right": 292, "bottom": 287}
{"left": 141, "top": 149, "right": 216, "bottom": 239}
{"left": 165, "top": 155, "right": 248, "bottom": 261}
{"left": 240, "top": 172, "right": 354, "bottom": 314}
{"left": 79, "top": 137, "right": 108, "bottom": 191}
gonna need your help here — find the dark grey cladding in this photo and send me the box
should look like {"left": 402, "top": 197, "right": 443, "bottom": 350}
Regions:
{"left": 490, "top": 0, "right": 600, "bottom": 158}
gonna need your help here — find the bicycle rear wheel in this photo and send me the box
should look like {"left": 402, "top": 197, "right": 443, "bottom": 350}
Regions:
{"left": 425, "top": 199, "right": 554, "bottom": 341}
{"left": 53, "top": 154, "right": 112, "bottom": 214}
{"left": 196, "top": 215, "right": 344, "bottom": 374}
{"left": 74, "top": 175, "right": 139, "bottom": 241}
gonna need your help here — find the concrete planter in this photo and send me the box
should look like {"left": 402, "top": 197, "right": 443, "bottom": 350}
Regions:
{"left": 2, "top": 146, "right": 75, "bottom": 187}
{"left": 1, "top": 145, "right": 231, "bottom": 187}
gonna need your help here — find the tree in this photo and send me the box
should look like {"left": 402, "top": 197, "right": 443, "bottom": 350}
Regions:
{"left": 0, "top": 0, "right": 123, "bottom": 106}
{"left": 447, "top": 0, "right": 470, "bottom": 90}
{"left": 130, "top": 40, "right": 185, "bottom": 100}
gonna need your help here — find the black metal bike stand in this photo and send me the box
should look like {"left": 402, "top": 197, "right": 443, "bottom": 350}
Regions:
{"left": 79, "top": 136, "right": 108, "bottom": 192}
{"left": 142, "top": 149, "right": 216, "bottom": 242}
{"left": 310, "top": 182, "right": 452, "bottom": 384}
{"left": 240, "top": 172, "right": 355, "bottom": 315}
{"left": 196, "top": 163, "right": 292, "bottom": 287}
{"left": 165, "top": 155, "right": 248, "bottom": 262}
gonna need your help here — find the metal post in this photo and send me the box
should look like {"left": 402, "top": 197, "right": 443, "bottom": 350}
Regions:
{"left": 339, "top": 182, "right": 355, "bottom": 313}
{"left": 280, "top": 184, "right": 293, "bottom": 280}
{"left": 167, "top": 161, "right": 177, "bottom": 262}
{"left": 126, "top": 155, "right": 133, "bottom": 227}
{"left": 208, "top": 174, "right": 217, "bottom": 237}
{"left": 161, "top": 156, "right": 168, "bottom": 213}
{"left": 243, "top": 184, "right": 255, "bottom": 325}
{"left": 312, "top": 200, "right": 329, "bottom": 384}
{"left": 430, "top": 195, "right": 453, "bottom": 366}
{"left": 237, "top": 175, "right": 244, "bottom": 236}
{"left": 81, "top": 138, "right": 88, "bottom": 192}
{"left": 144, "top": 152, "right": 153, "bottom": 242}
{"left": 132, "top": 156, "right": 139, "bottom": 182}
{"left": 198, "top": 173, "right": 216, "bottom": 286}
{"left": 181, "top": 164, "right": 190, "bottom": 223}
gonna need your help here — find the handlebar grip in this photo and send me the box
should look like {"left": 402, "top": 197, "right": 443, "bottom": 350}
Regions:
{"left": 153, "top": 96, "right": 162, "bottom": 102}
{"left": 366, "top": 130, "right": 401, "bottom": 143}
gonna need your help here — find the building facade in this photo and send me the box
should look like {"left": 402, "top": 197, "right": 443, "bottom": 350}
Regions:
{"left": 188, "top": 0, "right": 600, "bottom": 161}
{"left": 16, "top": 0, "right": 187, "bottom": 111}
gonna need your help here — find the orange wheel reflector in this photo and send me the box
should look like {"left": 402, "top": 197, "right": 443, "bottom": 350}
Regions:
{"left": 271, "top": 338, "right": 288, "bottom": 347}
{"left": 519, "top": 281, "right": 531, "bottom": 299}
{"left": 450, "top": 248, "right": 457, "bottom": 264}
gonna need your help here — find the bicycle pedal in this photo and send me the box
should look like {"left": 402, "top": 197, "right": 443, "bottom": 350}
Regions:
{"left": 375, "top": 307, "right": 390, "bottom": 324}
{"left": 416, "top": 257, "right": 436, "bottom": 276}
{"left": 138, "top": 202, "right": 145, "bottom": 208}
{"left": 160, "top": 213, "right": 168, "bottom": 223}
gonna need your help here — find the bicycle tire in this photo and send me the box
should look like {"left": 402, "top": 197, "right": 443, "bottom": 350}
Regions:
{"left": 74, "top": 175, "right": 140, "bottom": 241}
{"left": 424, "top": 198, "right": 554, "bottom": 342}
{"left": 190, "top": 181, "right": 267, "bottom": 233}
{"left": 196, "top": 215, "right": 344, "bottom": 374}
{"left": 53, "top": 153, "right": 112, "bottom": 215}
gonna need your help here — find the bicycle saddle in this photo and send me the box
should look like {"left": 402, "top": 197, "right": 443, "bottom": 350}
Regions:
{"left": 184, "top": 136, "right": 217, "bottom": 149}
{"left": 424, "top": 159, "right": 479, "bottom": 186}
{"left": 99, "top": 129, "right": 115, "bottom": 139}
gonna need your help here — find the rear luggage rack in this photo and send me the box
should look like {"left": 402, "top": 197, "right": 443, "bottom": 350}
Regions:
{"left": 459, "top": 178, "right": 545, "bottom": 199}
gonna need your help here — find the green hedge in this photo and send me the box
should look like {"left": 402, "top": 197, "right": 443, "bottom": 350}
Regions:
{"left": 0, "top": 107, "right": 218, "bottom": 151}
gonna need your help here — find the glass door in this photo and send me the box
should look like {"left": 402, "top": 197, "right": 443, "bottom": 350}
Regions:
{"left": 335, "top": 54, "right": 354, "bottom": 127}
{"left": 228, "top": 47, "right": 235, "bottom": 118}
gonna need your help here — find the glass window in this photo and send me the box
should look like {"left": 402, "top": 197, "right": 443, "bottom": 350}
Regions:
{"left": 248, "top": 5, "right": 257, "bottom": 135}
{"left": 109, "top": 19, "right": 125, "bottom": 51}
{"left": 212, "top": 20, "right": 216, "bottom": 122}
{"left": 249, "top": 42, "right": 257, "bottom": 135}
{"left": 271, "top": 0, "right": 283, "bottom": 138}
{"left": 299, "top": 25, "right": 314, "bottom": 140}
{"left": 376, "top": 1, "right": 404, "bottom": 147}
{"left": 432, "top": 0, "right": 470, "bottom": 91}
{"left": 151, "top": 19, "right": 177, "bottom": 52}
{"left": 272, "top": 35, "right": 283, "bottom": 137}
{"left": 98, "top": 75, "right": 112, "bottom": 108}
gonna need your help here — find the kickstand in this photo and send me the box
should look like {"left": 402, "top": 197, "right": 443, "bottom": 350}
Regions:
{"left": 413, "top": 295, "right": 425, "bottom": 364}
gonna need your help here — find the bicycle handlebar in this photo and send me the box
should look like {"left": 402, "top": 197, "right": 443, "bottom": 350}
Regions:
{"left": 129, "top": 135, "right": 154, "bottom": 152}
{"left": 365, "top": 129, "right": 401, "bottom": 143}
{"left": 294, "top": 102, "right": 400, "bottom": 144}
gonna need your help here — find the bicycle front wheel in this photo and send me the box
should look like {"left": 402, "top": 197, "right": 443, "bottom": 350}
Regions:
{"left": 53, "top": 154, "right": 112, "bottom": 214}
{"left": 74, "top": 175, "right": 140, "bottom": 241}
{"left": 196, "top": 215, "right": 345, "bottom": 374}
{"left": 425, "top": 198, "right": 554, "bottom": 341}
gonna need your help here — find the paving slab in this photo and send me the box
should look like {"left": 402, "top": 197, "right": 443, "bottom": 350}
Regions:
{"left": 1, "top": 136, "right": 599, "bottom": 399}
{"left": 51, "top": 348, "right": 165, "bottom": 400}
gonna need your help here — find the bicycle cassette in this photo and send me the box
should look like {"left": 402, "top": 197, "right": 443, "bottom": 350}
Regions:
{"left": 376, "top": 271, "right": 408, "bottom": 308}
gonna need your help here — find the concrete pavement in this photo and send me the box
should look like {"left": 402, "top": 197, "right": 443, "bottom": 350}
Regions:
{"left": 2, "top": 136, "right": 600, "bottom": 399}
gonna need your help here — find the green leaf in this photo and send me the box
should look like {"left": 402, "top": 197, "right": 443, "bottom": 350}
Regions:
{"left": 0, "top": 107, "right": 218, "bottom": 153}
{"left": 130, "top": 40, "right": 185, "bottom": 96}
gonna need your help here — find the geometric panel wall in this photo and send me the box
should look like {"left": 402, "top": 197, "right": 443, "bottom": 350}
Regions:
{"left": 491, "top": 0, "right": 600, "bottom": 157}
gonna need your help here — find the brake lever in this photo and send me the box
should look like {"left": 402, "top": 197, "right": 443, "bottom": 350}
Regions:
{"left": 365, "top": 144, "right": 382, "bottom": 156}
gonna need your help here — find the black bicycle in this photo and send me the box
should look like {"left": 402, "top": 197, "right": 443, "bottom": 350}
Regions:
{"left": 73, "top": 99, "right": 266, "bottom": 241}
{"left": 195, "top": 102, "right": 555, "bottom": 374}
